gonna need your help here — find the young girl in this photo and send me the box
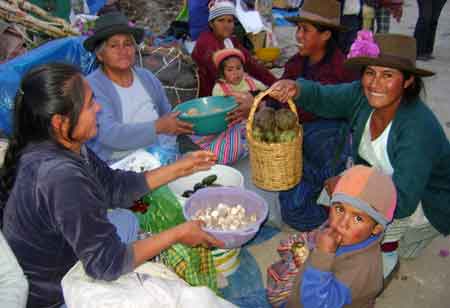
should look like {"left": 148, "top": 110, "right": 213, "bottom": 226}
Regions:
{"left": 189, "top": 48, "right": 267, "bottom": 165}
{"left": 212, "top": 48, "right": 267, "bottom": 97}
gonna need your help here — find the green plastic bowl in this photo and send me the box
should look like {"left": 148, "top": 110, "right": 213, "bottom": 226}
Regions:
{"left": 173, "top": 96, "right": 237, "bottom": 135}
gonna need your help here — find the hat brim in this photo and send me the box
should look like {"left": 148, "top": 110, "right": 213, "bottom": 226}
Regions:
{"left": 344, "top": 56, "right": 435, "bottom": 77}
{"left": 285, "top": 16, "right": 349, "bottom": 32}
{"left": 83, "top": 25, "right": 144, "bottom": 52}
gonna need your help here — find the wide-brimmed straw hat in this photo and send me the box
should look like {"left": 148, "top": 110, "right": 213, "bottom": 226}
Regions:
{"left": 345, "top": 33, "right": 435, "bottom": 77}
{"left": 285, "top": 0, "right": 348, "bottom": 31}
{"left": 213, "top": 48, "right": 245, "bottom": 68}
{"left": 83, "top": 12, "right": 144, "bottom": 52}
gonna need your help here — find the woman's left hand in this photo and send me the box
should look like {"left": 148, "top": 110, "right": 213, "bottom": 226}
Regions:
{"left": 175, "top": 151, "right": 216, "bottom": 178}
{"left": 226, "top": 91, "right": 254, "bottom": 126}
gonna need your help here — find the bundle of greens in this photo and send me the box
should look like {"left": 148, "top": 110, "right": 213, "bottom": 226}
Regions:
{"left": 252, "top": 107, "right": 298, "bottom": 143}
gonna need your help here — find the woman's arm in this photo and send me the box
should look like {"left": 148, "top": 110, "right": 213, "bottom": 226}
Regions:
{"left": 0, "top": 231, "right": 28, "bottom": 308}
{"left": 268, "top": 79, "right": 365, "bottom": 120}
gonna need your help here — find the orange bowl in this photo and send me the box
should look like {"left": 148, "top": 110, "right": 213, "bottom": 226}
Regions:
{"left": 255, "top": 47, "right": 281, "bottom": 62}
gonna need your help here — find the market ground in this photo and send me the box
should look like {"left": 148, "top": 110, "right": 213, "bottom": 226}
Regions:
{"left": 250, "top": 1, "right": 450, "bottom": 307}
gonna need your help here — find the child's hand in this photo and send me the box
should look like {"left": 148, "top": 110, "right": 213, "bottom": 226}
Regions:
{"left": 316, "top": 227, "right": 342, "bottom": 253}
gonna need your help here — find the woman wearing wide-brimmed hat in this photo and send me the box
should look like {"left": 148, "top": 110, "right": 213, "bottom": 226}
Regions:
{"left": 84, "top": 12, "right": 194, "bottom": 163}
{"left": 277, "top": 0, "right": 359, "bottom": 232}
{"left": 269, "top": 33, "right": 450, "bottom": 279}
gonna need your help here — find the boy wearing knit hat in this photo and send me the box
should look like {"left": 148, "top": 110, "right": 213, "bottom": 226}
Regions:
{"left": 286, "top": 165, "right": 397, "bottom": 308}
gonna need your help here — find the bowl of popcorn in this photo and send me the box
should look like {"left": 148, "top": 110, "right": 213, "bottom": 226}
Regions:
{"left": 183, "top": 187, "right": 268, "bottom": 248}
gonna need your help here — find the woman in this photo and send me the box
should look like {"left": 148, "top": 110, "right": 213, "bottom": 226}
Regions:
{"left": 279, "top": 0, "right": 358, "bottom": 231}
{"left": 0, "top": 63, "right": 222, "bottom": 308}
{"left": 414, "top": 0, "right": 447, "bottom": 60}
{"left": 84, "top": 12, "right": 193, "bottom": 163}
{"left": 268, "top": 33, "right": 450, "bottom": 278}
{"left": 191, "top": 0, "right": 276, "bottom": 98}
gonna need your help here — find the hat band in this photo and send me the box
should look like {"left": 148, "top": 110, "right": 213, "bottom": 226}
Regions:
{"left": 299, "top": 10, "right": 340, "bottom": 26}
{"left": 331, "top": 193, "right": 389, "bottom": 228}
{"left": 376, "top": 53, "right": 415, "bottom": 69}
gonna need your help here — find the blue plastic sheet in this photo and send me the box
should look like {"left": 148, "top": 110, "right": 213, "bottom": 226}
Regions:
{"left": 273, "top": 8, "right": 300, "bottom": 26}
{"left": 87, "top": 0, "right": 107, "bottom": 15}
{"left": 221, "top": 225, "right": 279, "bottom": 307}
{"left": 0, "top": 36, "right": 96, "bottom": 135}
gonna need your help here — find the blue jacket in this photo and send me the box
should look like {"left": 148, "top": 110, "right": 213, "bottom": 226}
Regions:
{"left": 87, "top": 67, "right": 172, "bottom": 162}
{"left": 2, "top": 141, "right": 149, "bottom": 307}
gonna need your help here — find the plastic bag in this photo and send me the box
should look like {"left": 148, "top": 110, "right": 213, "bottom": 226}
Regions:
{"left": 0, "top": 36, "right": 96, "bottom": 135}
{"left": 135, "top": 186, "right": 219, "bottom": 294}
{"left": 62, "top": 261, "right": 236, "bottom": 308}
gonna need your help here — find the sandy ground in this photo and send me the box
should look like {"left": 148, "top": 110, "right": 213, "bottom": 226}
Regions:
{"left": 251, "top": 1, "right": 450, "bottom": 307}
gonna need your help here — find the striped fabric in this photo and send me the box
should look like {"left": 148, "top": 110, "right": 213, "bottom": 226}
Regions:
{"left": 208, "top": 1, "right": 236, "bottom": 21}
{"left": 191, "top": 123, "right": 248, "bottom": 165}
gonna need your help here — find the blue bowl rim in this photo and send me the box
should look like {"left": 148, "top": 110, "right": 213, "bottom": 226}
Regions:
{"left": 174, "top": 96, "right": 238, "bottom": 120}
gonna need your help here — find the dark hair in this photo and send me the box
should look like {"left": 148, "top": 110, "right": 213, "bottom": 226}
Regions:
{"left": 361, "top": 66, "right": 425, "bottom": 103}
{"left": 0, "top": 63, "right": 85, "bottom": 211}
{"left": 402, "top": 72, "right": 424, "bottom": 103}
{"left": 218, "top": 55, "right": 245, "bottom": 79}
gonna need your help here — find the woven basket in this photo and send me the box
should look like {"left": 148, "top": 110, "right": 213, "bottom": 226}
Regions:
{"left": 246, "top": 90, "right": 303, "bottom": 191}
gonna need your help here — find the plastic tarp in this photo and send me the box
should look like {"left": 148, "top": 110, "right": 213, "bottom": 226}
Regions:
{"left": 0, "top": 36, "right": 96, "bottom": 135}
{"left": 86, "top": 0, "right": 108, "bottom": 15}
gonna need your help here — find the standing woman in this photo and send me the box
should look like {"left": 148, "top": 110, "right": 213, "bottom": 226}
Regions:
{"left": 269, "top": 33, "right": 450, "bottom": 279}
{"left": 0, "top": 63, "right": 222, "bottom": 307}
{"left": 192, "top": 0, "right": 276, "bottom": 97}
{"left": 414, "top": 0, "right": 448, "bottom": 60}
{"left": 279, "top": 0, "right": 358, "bottom": 231}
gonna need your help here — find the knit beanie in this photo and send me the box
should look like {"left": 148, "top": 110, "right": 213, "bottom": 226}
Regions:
{"left": 208, "top": 1, "right": 236, "bottom": 22}
{"left": 331, "top": 165, "right": 397, "bottom": 228}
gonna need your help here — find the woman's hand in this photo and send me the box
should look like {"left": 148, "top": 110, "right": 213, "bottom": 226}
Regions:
{"left": 226, "top": 91, "right": 254, "bottom": 126}
{"left": 144, "top": 151, "right": 215, "bottom": 191}
{"left": 324, "top": 175, "right": 341, "bottom": 195}
{"left": 174, "top": 151, "right": 216, "bottom": 178}
{"left": 268, "top": 80, "right": 300, "bottom": 103}
{"left": 175, "top": 220, "right": 225, "bottom": 248}
{"left": 155, "top": 112, "right": 194, "bottom": 135}
{"left": 316, "top": 227, "right": 342, "bottom": 254}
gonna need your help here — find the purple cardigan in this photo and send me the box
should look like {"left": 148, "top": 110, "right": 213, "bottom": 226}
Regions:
{"left": 2, "top": 141, "right": 149, "bottom": 307}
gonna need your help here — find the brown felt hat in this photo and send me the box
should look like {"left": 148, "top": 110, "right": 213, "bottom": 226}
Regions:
{"left": 344, "top": 33, "right": 435, "bottom": 77}
{"left": 285, "top": 0, "right": 348, "bottom": 31}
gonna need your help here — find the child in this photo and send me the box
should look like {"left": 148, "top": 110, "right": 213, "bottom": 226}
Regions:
{"left": 284, "top": 165, "right": 397, "bottom": 308}
{"left": 212, "top": 48, "right": 267, "bottom": 97}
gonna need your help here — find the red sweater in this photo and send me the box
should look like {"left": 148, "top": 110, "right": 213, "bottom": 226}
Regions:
{"left": 192, "top": 31, "right": 277, "bottom": 97}
{"left": 281, "top": 48, "right": 359, "bottom": 122}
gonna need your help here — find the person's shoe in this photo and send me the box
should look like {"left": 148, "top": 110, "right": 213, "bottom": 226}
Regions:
{"left": 382, "top": 251, "right": 400, "bottom": 290}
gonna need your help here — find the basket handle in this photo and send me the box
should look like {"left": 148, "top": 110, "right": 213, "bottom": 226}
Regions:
{"left": 247, "top": 89, "right": 298, "bottom": 131}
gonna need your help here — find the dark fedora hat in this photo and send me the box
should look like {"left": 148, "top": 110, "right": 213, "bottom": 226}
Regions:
{"left": 286, "top": 0, "right": 348, "bottom": 31}
{"left": 345, "top": 33, "right": 434, "bottom": 77}
{"left": 83, "top": 12, "right": 144, "bottom": 52}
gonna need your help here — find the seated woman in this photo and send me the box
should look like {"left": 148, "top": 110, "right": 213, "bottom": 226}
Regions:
{"left": 191, "top": 0, "right": 277, "bottom": 98}
{"left": 268, "top": 33, "right": 450, "bottom": 279}
{"left": 84, "top": 12, "right": 193, "bottom": 163}
{"left": 0, "top": 63, "right": 223, "bottom": 308}
{"left": 279, "top": 0, "right": 359, "bottom": 231}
